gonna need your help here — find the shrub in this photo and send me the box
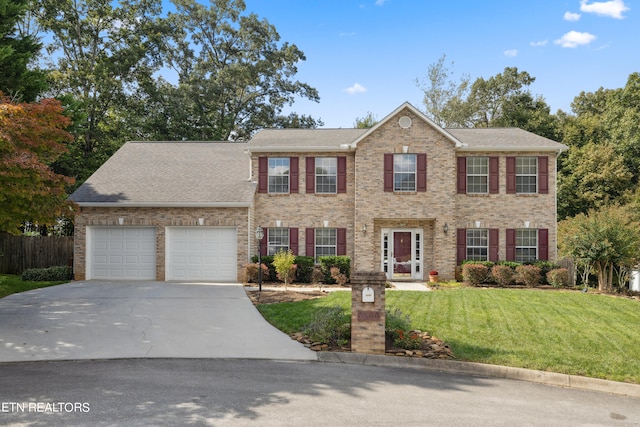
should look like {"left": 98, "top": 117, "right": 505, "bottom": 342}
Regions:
{"left": 491, "top": 264, "right": 515, "bottom": 287}
{"left": 516, "top": 264, "right": 542, "bottom": 287}
{"left": 385, "top": 308, "right": 421, "bottom": 350}
{"left": 330, "top": 266, "right": 348, "bottom": 286}
{"left": 21, "top": 266, "right": 73, "bottom": 282}
{"left": 461, "top": 260, "right": 495, "bottom": 270}
{"left": 244, "top": 263, "right": 269, "bottom": 283}
{"left": 462, "top": 263, "right": 490, "bottom": 286}
{"left": 320, "top": 256, "right": 351, "bottom": 284}
{"left": 303, "top": 306, "right": 350, "bottom": 346}
{"left": 547, "top": 268, "right": 570, "bottom": 288}
{"left": 251, "top": 255, "right": 276, "bottom": 280}
{"left": 294, "top": 256, "right": 315, "bottom": 283}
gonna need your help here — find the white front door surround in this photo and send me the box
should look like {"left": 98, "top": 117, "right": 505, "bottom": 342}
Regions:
{"left": 381, "top": 228, "right": 423, "bottom": 280}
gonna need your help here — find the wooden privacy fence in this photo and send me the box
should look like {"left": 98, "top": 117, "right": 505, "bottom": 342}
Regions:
{"left": 0, "top": 233, "right": 73, "bottom": 275}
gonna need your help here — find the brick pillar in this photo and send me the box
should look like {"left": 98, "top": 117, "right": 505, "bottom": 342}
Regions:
{"left": 350, "top": 271, "right": 386, "bottom": 354}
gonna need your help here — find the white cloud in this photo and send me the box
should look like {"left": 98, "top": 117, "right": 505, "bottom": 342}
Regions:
{"left": 344, "top": 83, "right": 367, "bottom": 95}
{"left": 564, "top": 11, "right": 582, "bottom": 21}
{"left": 530, "top": 39, "right": 548, "bottom": 47}
{"left": 580, "top": 0, "right": 629, "bottom": 19}
{"left": 554, "top": 30, "right": 597, "bottom": 47}
{"left": 503, "top": 49, "right": 518, "bottom": 57}
{"left": 375, "top": 0, "right": 387, "bottom": 5}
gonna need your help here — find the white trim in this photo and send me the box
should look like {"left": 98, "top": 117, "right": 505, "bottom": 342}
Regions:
{"left": 76, "top": 202, "right": 253, "bottom": 208}
{"left": 381, "top": 228, "right": 424, "bottom": 280}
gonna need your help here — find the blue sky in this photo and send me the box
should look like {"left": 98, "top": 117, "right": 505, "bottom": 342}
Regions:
{"left": 239, "top": 0, "right": 638, "bottom": 128}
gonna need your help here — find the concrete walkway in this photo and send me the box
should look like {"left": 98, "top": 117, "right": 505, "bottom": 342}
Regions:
{"left": 0, "top": 281, "right": 316, "bottom": 362}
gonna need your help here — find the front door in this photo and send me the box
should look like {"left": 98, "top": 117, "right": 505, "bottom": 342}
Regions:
{"left": 381, "top": 229, "right": 423, "bottom": 280}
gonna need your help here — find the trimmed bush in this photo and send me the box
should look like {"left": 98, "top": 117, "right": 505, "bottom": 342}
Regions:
{"left": 251, "top": 255, "right": 276, "bottom": 280}
{"left": 491, "top": 264, "right": 515, "bottom": 287}
{"left": 547, "top": 268, "right": 570, "bottom": 288}
{"left": 516, "top": 264, "right": 542, "bottom": 287}
{"left": 294, "top": 256, "right": 315, "bottom": 283}
{"left": 244, "top": 263, "right": 269, "bottom": 283}
{"left": 462, "top": 263, "right": 490, "bottom": 286}
{"left": 320, "top": 256, "right": 351, "bottom": 284}
{"left": 21, "top": 266, "right": 73, "bottom": 282}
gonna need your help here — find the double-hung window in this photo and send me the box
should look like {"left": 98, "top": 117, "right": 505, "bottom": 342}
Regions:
{"left": 315, "top": 157, "right": 337, "bottom": 194}
{"left": 466, "top": 157, "right": 488, "bottom": 194}
{"left": 466, "top": 229, "right": 488, "bottom": 261}
{"left": 394, "top": 154, "right": 416, "bottom": 192}
{"left": 516, "top": 229, "right": 537, "bottom": 262}
{"left": 268, "top": 158, "right": 290, "bottom": 193}
{"left": 315, "top": 228, "right": 337, "bottom": 262}
{"left": 267, "top": 228, "right": 289, "bottom": 255}
{"left": 516, "top": 157, "right": 537, "bottom": 194}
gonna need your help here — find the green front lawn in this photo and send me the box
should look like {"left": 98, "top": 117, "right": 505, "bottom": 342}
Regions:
{"left": 258, "top": 288, "right": 640, "bottom": 384}
{"left": 0, "top": 275, "right": 67, "bottom": 299}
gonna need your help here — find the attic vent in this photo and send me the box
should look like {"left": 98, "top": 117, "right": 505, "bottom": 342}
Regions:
{"left": 398, "top": 116, "right": 412, "bottom": 128}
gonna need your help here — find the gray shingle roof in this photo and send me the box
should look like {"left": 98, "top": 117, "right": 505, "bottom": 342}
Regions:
{"left": 448, "top": 128, "right": 567, "bottom": 151}
{"left": 70, "top": 142, "right": 255, "bottom": 206}
{"left": 249, "top": 128, "right": 368, "bottom": 150}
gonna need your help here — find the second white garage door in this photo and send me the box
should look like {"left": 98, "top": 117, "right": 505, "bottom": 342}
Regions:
{"left": 166, "top": 227, "right": 237, "bottom": 281}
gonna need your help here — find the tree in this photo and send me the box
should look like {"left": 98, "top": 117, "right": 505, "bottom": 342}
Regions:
{"left": 416, "top": 54, "right": 470, "bottom": 127}
{"left": 35, "top": 0, "right": 165, "bottom": 182}
{"left": 353, "top": 111, "right": 378, "bottom": 129}
{"left": 146, "top": 0, "right": 320, "bottom": 141}
{"left": 0, "top": 0, "right": 47, "bottom": 101}
{"left": 558, "top": 205, "right": 640, "bottom": 292}
{"left": 0, "top": 96, "right": 74, "bottom": 233}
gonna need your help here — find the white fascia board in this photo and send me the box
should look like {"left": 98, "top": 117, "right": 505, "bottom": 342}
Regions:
{"left": 77, "top": 202, "right": 253, "bottom": 208}
{"left": 247, "top": 145, "right": 353, "bottom": 153}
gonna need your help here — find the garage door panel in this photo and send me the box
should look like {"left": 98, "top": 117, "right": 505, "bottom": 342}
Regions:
{"left": 167, "top": 227, "right": 237, "bottom": 281}
{"left": 89, "top": 227, "right": 156, "bottom": 280}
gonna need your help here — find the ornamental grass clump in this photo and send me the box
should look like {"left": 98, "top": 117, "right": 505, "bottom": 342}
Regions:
{"left": 516, "top": 264, "right": 542, "bottom": 287}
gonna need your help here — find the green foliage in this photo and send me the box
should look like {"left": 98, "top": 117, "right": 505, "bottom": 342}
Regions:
{"left": 319, "top": 256, "right": 351, "bottom": 284}
{"left": 547, "top": 268, "right": 570, "bottom": 288}
{"left": 0, "top": 274, "right": 66, "bottom": 298}
{"left": 272, "top": 249, "right": 296, "bottom": 286}
{"left": 385, "top": 308, "right": 421, "bottom": 350}
{"left": 20, "top": 266, "right": 73, "bottom": 282}
{"left": 244, "top": 263, "right": 269, "bottom": 283}
{"left": 515, "top": 264, "right": 542, "bottom": 287}
{"left": 302, "top": 306, "right": 350, "bottom": 346}
{"left": 559, "top": 205, "right": 640, "bottom": 292}
{"left": 462, "top": 263, "right": 490, "bottom": 286}
{"left": 353, "top": 111, "right": 378, "bottom": 128}
{"left": 293, "top": 256, "right": 315, "bottom": 283}
{"left": 491, "top": 264, "right": 514, "bottom": 287}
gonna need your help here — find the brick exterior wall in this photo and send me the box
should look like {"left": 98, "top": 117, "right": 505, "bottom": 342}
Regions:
{"left": 74, "top": 206, "right": 250, "bottom": 281}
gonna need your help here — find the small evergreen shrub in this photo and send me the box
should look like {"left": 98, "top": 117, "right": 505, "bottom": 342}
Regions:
{"left": 462, "top": 263, "right": 490, "bottom": 286}
{"left": 516, "top": 264, "right": 542, "bottom": 287}
{"left": 294, "top": 256, "right": 315, "bottom": 283}
{"left": 320, "top": 256, "right": 351, "bottom": 284}
{"left": 491, "top": 264, "right": 515, "bottom": 287}
{"left": 547, "top": 268, "right": 570, "bottom": 288}
{"left": 303, "top": 306, "right": 350, "bottom": 346}
{"left": 21, "top": 266, "right": 73, "bottom": 282}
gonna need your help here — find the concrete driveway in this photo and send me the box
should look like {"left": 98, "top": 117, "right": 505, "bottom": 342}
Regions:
{"left": 0, "top": 281, "right": 316, "bottom": 362}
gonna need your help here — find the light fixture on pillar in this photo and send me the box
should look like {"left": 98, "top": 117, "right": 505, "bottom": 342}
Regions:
{"left": 118, "top": 218, "right": 124, "bottom": 226}
{"left": 443, "top": 222, "right": 449, "bottom": 234}
{"left": 255, "top": 226, "right": 265, "bottom": 292}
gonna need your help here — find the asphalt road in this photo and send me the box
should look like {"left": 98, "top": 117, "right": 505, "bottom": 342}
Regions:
{"left": 1, "top": 359, "right": 639, "bottom": 426}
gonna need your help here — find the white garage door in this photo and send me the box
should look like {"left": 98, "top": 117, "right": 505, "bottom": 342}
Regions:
{"left": 166, "top": 227, "right": 237, "bottom": 281}
{"left": 88, "top": 227, "right": 156, "bottom": 280}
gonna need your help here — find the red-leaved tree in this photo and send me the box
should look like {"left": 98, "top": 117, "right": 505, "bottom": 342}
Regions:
{"left": 0, "top": 95, "right": 74, "bottom": 234}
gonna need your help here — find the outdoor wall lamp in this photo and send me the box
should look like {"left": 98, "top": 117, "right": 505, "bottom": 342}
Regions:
{"left": 362, "top": 224, "right": 367, "bottom": 234}
{"left": 443, "top": 222, "right": 449, "bottom": 234}
{"left": 255, "top": 226, "right": 264, "bottom": 292}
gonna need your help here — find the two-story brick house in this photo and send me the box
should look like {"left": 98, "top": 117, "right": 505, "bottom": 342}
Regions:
{"left": 70, "top": 102, "right": 567, "bottom": 282}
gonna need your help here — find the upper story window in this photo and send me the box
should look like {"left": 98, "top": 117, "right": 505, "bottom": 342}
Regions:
{"left": 268, "top": 158, "right": 290, "bottom": 194}
{"left": 466, "top": 229, "right": 488, "bottom": 261}
{"left": 315, "top": 157, "right": 337, "bottom": 194}
{"left": 267, "top": 228, "right": 290, "bottom": 255}
{"left": 516, "top": 229, "right": 537, "bottom": 262}
{"left": 466, "top": 157, "right": 488, "bottom": 194}
{"left": 394, "top": 154, "right": 417, "bottom": 192}
{"left": 516, "top": 157, "right": 537, "bottom": 194}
